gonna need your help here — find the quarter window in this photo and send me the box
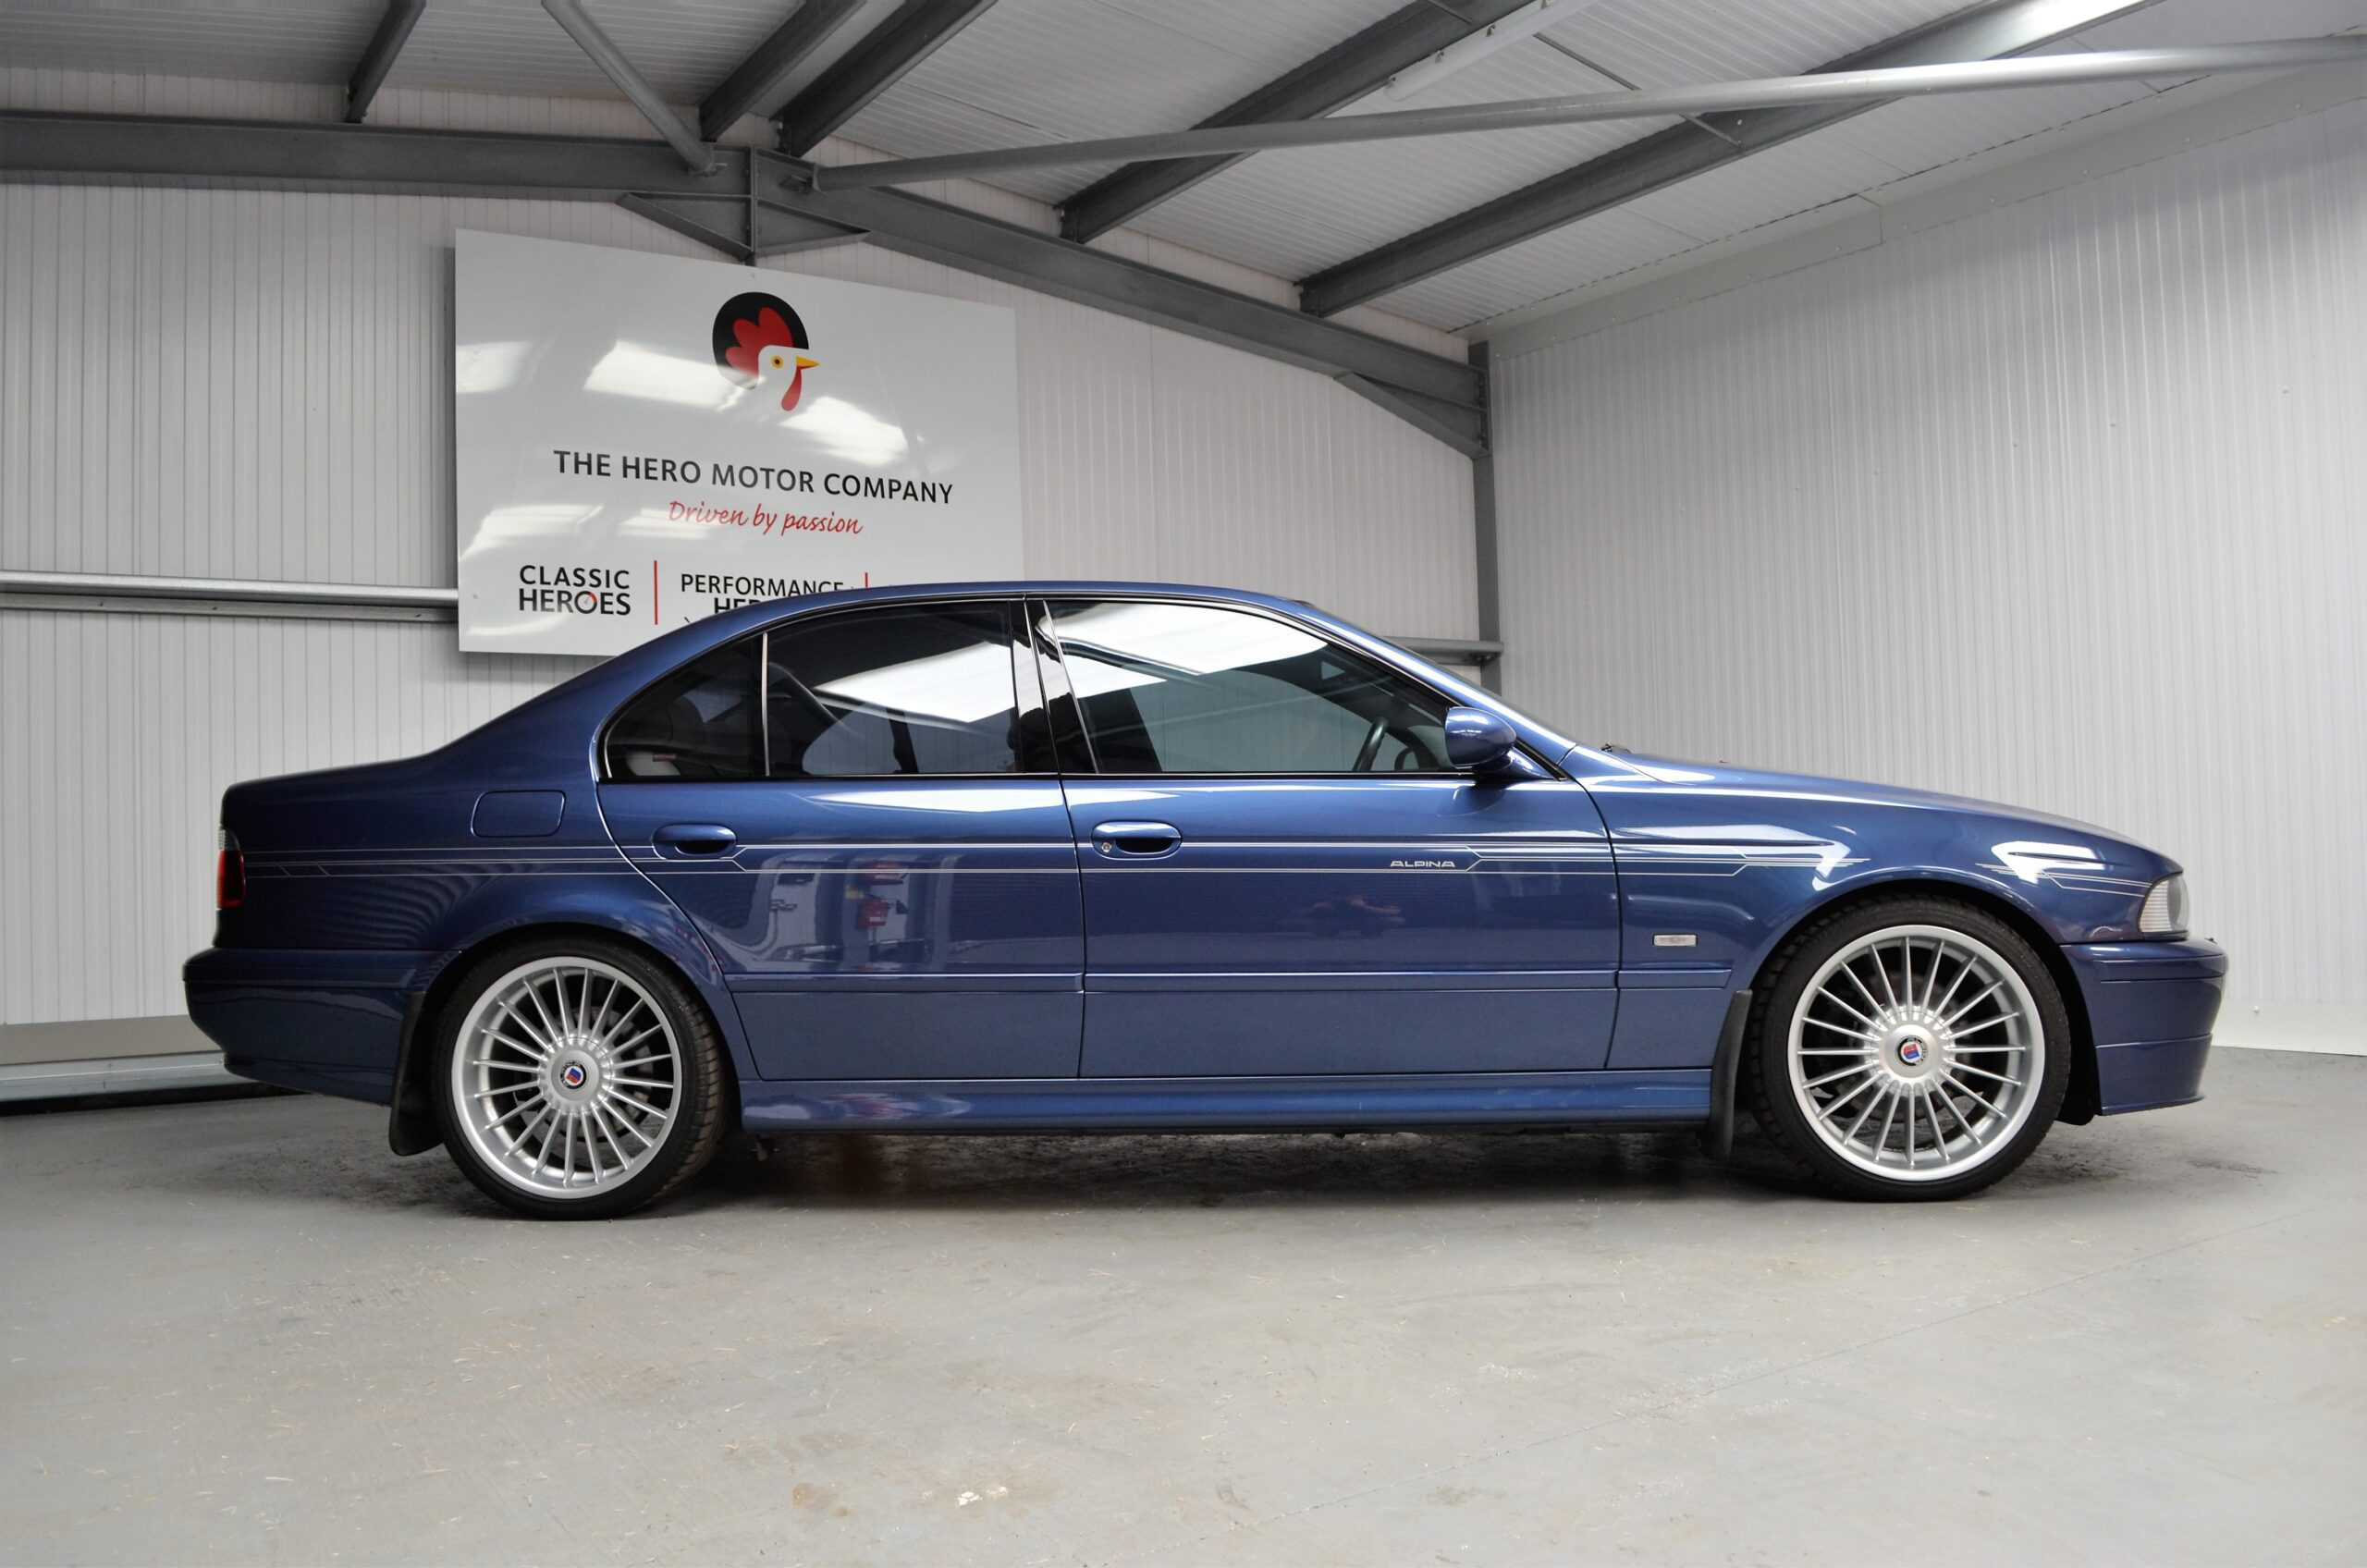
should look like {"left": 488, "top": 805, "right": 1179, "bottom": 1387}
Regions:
{"left": 606, "top": 638, "right": 764, "bottom": 781}
{"left": 1041, "top": 599, "right": 1450, "bottom": 775}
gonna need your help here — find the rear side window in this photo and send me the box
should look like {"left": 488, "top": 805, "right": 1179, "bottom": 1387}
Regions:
{"left": 768, "top": 604, "right": 1027, "bottom": 778}
{"left": 606, "top": 638, "right": 762, "bottom": 780}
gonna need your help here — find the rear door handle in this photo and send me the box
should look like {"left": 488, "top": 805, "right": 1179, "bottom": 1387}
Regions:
{"left": 1091, "top": 820, "right": 1181, "bottom": 857}
{"left": 654, "top": 823, "right": 737, "bottom": 856}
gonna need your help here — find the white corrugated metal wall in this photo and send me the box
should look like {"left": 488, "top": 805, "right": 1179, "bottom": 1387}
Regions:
{"left": 1490, "top": 92, "right": 2367, "bottom": 1050}
{"left": 0, "top": 72, "right": 1478, "bottom": 1036}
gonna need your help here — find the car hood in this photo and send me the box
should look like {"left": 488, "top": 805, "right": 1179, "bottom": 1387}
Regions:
{"left": 1590, "top": 749, "right": 2119, "bottom": 837}
{"left": 1568, "top": 745, "right": 2176, "bottom": 875}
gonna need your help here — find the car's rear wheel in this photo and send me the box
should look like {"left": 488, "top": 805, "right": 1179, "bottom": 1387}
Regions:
{"left": 1747, "top": 897, "right": 2071, "bottom": 1200}
{"left": 432, "top": 937, "right": 729, "bottom": 1219}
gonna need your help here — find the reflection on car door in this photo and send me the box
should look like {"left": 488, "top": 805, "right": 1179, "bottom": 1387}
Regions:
{"left": 597, "top": 598, "right": 1084, "bottom": 1080}
{"left": 1036, "top": 596, "right": 1621, "bottom": 1078}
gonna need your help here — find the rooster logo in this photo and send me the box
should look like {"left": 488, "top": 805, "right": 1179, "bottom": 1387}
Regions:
{"left": 713, "top": 291, "right": 817, "bottom": 413}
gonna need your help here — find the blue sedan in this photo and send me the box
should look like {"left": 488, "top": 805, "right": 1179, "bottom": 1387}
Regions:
{"left": 185, "top": 583, "right": 2224, "bottom": 1217}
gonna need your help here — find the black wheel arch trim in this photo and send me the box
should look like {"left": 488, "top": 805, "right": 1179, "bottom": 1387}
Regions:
{"left": 1699, "top": 987, "right": 1752, "bottom": 1159}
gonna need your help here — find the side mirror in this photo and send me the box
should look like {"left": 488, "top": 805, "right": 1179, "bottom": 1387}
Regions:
{"left": 1443, "top": 705, "right": 1519, "bottom": 775}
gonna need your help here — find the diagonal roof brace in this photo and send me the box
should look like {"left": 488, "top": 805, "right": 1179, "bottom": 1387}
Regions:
{"left": 345, "top": 0, "right": 425, "bottom": 125}
{"left": 540, "top": 0, "right": 719, "bottom": 176}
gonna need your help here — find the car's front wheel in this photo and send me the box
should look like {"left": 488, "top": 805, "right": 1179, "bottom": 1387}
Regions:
{"left": 432, "top": 937, "right": 730, "bottom": 1219}
{"left": 1746, "top": 896, "right": 2071, "bottom": 1200}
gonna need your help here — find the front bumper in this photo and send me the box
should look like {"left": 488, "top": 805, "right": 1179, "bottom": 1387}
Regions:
{"left": 2063, "top": 939, "right": 2226, "bottom": 1114}
{"left": 183, "top": 947, "right": 447, "bottom": 1106}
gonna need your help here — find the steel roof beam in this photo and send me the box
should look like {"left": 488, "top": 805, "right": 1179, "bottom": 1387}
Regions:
{"left": 0, "top": 112, "right": 1480, "bottom": 438}
{"left": 1058, "top": 0, "right": 1533, "bottom": 245}
{"left": 776, "top": 0, "right": 997, "bottom": 156}
{"left": 344, "top": 0, "right": 424, "bottom": 124}
{"left": 1296, "top": 0, "right": 2166, "bottom": 316}
{"left": 699, "top": 0, "right": 866, "bottom": 142}
{"left": 540, "top": 0, "right": 717, "bottom": 174}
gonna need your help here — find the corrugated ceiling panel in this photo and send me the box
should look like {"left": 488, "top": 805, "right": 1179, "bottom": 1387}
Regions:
{"left": 1488, "top": 94, "right": 2367, "bottom": 1017}
{"left": 382, "top": 0, "right": 802, "bottom": 100}
{"left": 0, "top": 0, "right": 840, "bottom": 103}
{"left": 834, "top": 0, "right": 1395, "bottom": 205}
{"left": 1367, "top": 206, "right": 1699, "bottom": 330}
{"left": 0, "top": 2, "right": 382, "bottom": 85}
{"left": 1548, "top": 0, "right": 1964, "bottom": 87}
{"left": 1123, "top": 43, "right": 1679, "bottom": 283}
{"left": 0, "top": 66, "right": 344, "bottom": 118}
{"left": 1816, "top": 42, "right": 2158, "bottom": 179}
{"left": 1357, "top": 6, "right": 2340, "bottom": 329}
{"left": 1621, "top": 133, "right": 1902, "bottom": 239}
{"left": 2078, "top": 0, "right": 2367, "bottom": 50}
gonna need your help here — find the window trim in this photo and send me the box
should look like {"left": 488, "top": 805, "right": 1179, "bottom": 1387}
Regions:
{"left": 1029, "top": 593, "right": 1561, "bottom": 782}
{"left": 598, "top": 594, "right": 1054, "bottom": 784}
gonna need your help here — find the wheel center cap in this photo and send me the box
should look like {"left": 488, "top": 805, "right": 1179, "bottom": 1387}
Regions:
{"left": 552, "top": 1047, "right": 601, "bottom": 1101}
{"left": 1884, "top": 1023, "right": 1942, "bottom": 1079}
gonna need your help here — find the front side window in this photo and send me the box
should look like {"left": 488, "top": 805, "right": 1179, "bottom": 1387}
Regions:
{"left": 1042, "top": 599, "right": 1450, "bottom": 775}
{"left": 767, "top": 603, "right": 1030, "bottom": 778}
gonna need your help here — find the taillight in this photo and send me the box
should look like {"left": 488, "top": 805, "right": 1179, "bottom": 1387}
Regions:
{"left": 216, "top": 828, "right": 245, "bottom": 910}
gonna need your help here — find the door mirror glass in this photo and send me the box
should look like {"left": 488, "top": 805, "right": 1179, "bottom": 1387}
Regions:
{"left": 1443, "top": 705, "right": 1519, "bottom": 774}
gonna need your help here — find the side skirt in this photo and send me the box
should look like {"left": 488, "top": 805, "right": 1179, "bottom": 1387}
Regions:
{"left": 740, "top": 1070, "right": 1711, "bottom": 1133}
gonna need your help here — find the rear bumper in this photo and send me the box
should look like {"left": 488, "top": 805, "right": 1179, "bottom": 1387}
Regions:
{"left": 183, "top": 948, "right": 446, "bottom": 1107}
{"left": 2063, "top": 939, "right": 2226, "bottom": 1115}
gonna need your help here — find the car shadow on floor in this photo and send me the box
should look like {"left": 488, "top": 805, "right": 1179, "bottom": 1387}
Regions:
{"left": 144, "top": 1100, "right": 2159, "bottom": 1219}
{"left": 690, "top": 1123, "right": 1821, "bottom": 1214}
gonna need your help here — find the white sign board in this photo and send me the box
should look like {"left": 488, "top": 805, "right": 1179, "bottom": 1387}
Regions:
{"left": 454, "top": 230, "right": 1023, "bottom": 655}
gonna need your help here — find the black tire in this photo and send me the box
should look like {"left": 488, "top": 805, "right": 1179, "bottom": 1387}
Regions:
{"left": 1744, "top": 895, "right": 2072, "bottom": 1201}
{"left": 431, "top": 935, "right": 731, "bottom": 1219}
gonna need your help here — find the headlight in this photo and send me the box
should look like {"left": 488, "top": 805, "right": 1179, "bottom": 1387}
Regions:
{"left": 2137, "top": 875, "right": 2189, "bottom": 937}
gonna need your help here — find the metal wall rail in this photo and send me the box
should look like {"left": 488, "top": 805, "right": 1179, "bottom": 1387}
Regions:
{"left": 0, "top": 570, "right": 1501, "bottom": 666}
{"left": 0, "top": 569, "right": 459, "bottom": 624}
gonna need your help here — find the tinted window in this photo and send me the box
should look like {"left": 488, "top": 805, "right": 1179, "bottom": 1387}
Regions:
{"left": 768, "top": 604, "right": 1030, "bottom": 778}
{"left": 607, "top": 638, "right": 763, "bottom": 780}
{"left": 1043, "top": 599, "right": 1450, "bottom": 775}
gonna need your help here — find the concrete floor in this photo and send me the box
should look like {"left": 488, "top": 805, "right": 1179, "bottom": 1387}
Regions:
{"left": 1, "top": 1049, "right": 2360, "bottom": 1566}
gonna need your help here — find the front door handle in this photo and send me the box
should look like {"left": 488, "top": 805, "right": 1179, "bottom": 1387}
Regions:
{"left": 1091, "top": 820, "right": 1181, "bottom": 857}
{"left": 654, "top": 823, "right": 737, "bottom": 856}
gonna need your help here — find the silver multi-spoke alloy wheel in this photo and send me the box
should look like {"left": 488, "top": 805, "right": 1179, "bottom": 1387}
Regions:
{"left": 449, "top": 956, "right": 683, "bottom": 1200}
{"left": 1786, "top": 923, "right": 2044, "bottom": 1183}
